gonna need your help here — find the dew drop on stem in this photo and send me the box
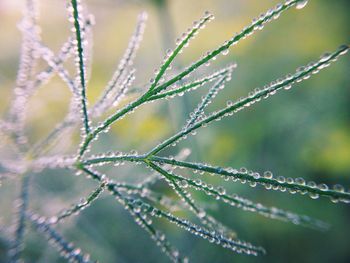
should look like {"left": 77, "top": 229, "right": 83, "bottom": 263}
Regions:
{"left": 296, "top": 0, "right": 308, "bottom": 10}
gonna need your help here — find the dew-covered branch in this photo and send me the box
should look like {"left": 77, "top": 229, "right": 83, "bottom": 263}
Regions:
{"left": 151, "top": 0, "right": 303, "bottom": 96}
{"left": 81, "top": 167, "right": 186, "bottom": 263}
{"left": 27, "top": 212, "right": 94, "bottom": 263}
{"left": 91, "top": 12, "right": 147, "bottom": 117}
{"left": 147, "top": 64, "right": 236, "bottom": 101}
{"left": 69, "top": 0, "right": 91, "bottom": 135}
{"left": 147, "top": 162, "right": 329, "bottom": 230}
{"left": 149, "top": 156, "right": 350, "bottom": 204}
{"left": 9, "top": 175, "right": 30, "bottom": 262}
{"left": 47, "top": 181, "right": 107, "bottom": 225}
{"left": 148, "top": 11, "right": 214, "bottom": 93}
{"left": 184, "top": 73, "right": 230, "bottom": 129}
{"left": 148, "top": 161, "right": 236, "bottom": 236}
{"left": 146, "top": 44, "right": 349, "bottom": 156}
{"left": 78, "top": 0, "right": 302, "bottom": 157}
{"left": 113, "top": 194, "right": 265, "bottom": 256}
{"left": 9, "top": 0, "right": 40, "bottom": 150}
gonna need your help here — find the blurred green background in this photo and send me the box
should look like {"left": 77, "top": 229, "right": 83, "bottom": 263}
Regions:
{"left": 0, "top": 0, "right": 350, "bottom": 262}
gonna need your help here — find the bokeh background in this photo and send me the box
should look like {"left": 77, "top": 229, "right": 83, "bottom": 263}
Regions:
{"left": 0, "top": 0, "right": 350, "bottom": 262}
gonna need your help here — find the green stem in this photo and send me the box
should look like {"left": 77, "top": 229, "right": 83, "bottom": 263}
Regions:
{"left": 149, "top": 11, "right": 213, "bottom": 92}
{"left": 52, "top": 181, "right": 106, "bottom": 224}
{"left": 71, "top": 0, "right": 90, "bottom": 135}
{"left": 147, "top": 67, "right": 230, "bottom": 101}
{"left": 146, "top": 45, "right": 349, "bottom": 157}
{"left": 151, "top": 0, "right": 299, "bottom": 96}
{"left": 80, "top": 151, "right": 350, "bottom": 203}
{"left": 10, "top": 174, "right": 30, "bottom": 262}
{"left": 78, "top": 0, "right": 302, "bottom": 158}
{"left": 148, "top": 162, "right": 328, "bottom": 230}
{"left": 149, "top": 156, "right": 350, "bottom": 202}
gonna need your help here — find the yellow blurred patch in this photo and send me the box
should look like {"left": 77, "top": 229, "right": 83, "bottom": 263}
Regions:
{"left": 306, "top": 128, "right": 350, "bottom": 174}
{"left": 136, "top": 116, "right": 170, "bottom": 142}
{"left": 208, "top": 132, "right": 236, "bottom": 163}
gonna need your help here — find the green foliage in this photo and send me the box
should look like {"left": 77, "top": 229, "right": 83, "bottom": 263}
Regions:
{"left": 0, "top": 0, "right": 349, "bottom": 262}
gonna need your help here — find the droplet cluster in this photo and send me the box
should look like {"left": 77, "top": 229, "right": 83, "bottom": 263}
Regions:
{"left": 152, "top": 157, "right": 350, "bottom": 204}
{"left": 151, "top": 162, "right": 232, "bottom": 236}
{"left": 48, "top": 181, "right": 107, "bottom": 224}
{"left": 8, "top": 0, "right": 42, "bottom": 148}
{"left": 153, "top": 0, "right": 304, "bottom": 96}
{"left": 147, "top": 45, "right": 350, "bottom": 156}
{"left": 32, "top": 155, "right": 76, "bottom": 171}
{"left": 92, "top": 70, "right": 136, "bottom": 117}
{"left": 184, "top": 65, "right": 235, "bottom": 129}
{"left": 220, "top": 44, "right": 349, "bottom": 121}
{"left": 149, "top": 11, "right": 215, "bottom": 91}
{"left": 1, "top": 0, "right": 349, "bottom": 262}
{"left": 91, "top": 12, "right": 147, "bottom": 117}
{"left": 9, "top": 175, "right": 30, "bottom": 262}
{"left": 106, "top": 172, "right": 264, "bottom": 257}
{"left": 68, "top": 0, "right": 91, "bottom": 136}
{"left": 157, "top": 165, "right": 328, "bottom": 230}
{"left": 28, "top": 213, "right": 92, "bottom": 263}
{"left": 150, "top": 63, "right": 236, "bottom": 102}
{"left": 106, "top": 181, "right": 186, "bottom": 263}
{"left": 126, "top": 196, "right": 265, "bottom": 256}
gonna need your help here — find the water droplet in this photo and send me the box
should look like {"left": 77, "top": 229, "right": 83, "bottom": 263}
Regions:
{"left": 331, "top": 197, "right": 339, "bottom": 203}
{"left": 249, "top": 181, "right": 257, "bottom": 187}
{"left": 338, "top": 45, "right": 349, "bottom": 55}
{"left": 320, "top": 52, "right": 331, "bottom": 62}
{"left": 277, "top": 176, "right": 285, "bottom": 183}
{"left": 263, "top": 171, "right": 273, "bottom": 179}
{"left": 204, "top": 10, "right": 211, "bottom": 17}
{"left": 296, "top": 0, "right": 308, "bottom": 10}
{"left": 333, "top": 184, "right": 345, "bottom": 192}
{"left": 130, "top": 150, "right": 138, "bottom": 155}
{"left": 217, "top": 186, "right": 226, "bottom": 195}
{"left": 307, "top": 181, "right": 316, "bottom": 188}
{"left": 319, "top": 184, "right": 329, "bottom": 191}
{"left": 179, "top": 180, "right": 189, "bottom": 188}
{"left": 195, "top": 179, "right": 202, "bottom": 186}
{"left": 295, "top": 177, "right": 305, "bottom": 186}
{"left": 286, "top": 177, "right": 294, "bottom": 184}
{"left": 309, "top": 192, "right": 319, "bottom": 199}
{"left": 222, "top": 49, "right": 229, "bottom": 56}
{"left": 284, "top": 84, "right": 292, "bottom": 90}
{"left": 198, "top": 210, "right": 206, "bottom": 218}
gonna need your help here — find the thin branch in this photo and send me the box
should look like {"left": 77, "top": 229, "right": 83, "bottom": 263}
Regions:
{"left": 150, "top": 0, "right": 302, "bottom": 96}
{"left": 81, "top": 167, "right": 186, "bottom": 263}
{"left": 48, "top": 181, "right": 107, "bottom": 224}
{"left": 111, "top": 192, "right": 265, "bottom": 256}
{"left": 147, "top": 162, "right": 329, "bottom": 230}
{"left": 146, "top": 45, "right": 349, "bottom": 156}
{"left": 9, "top": 175, "right": 30, "bottom": 262}
{"left": 91, "top": 12, "right": 147, "bottom": 117}
{"left": 148, "top": 11, "right": 214, "bottom": 92}
{"left": 81, "top": 151, "right": 350, "bottom": 204}
{"left": 70, "top": 0, "right": 90, "bottom": 135}
{"left": 149, "top": 156, "right": 350, "bottom": 203}
{"left": 78, "top": 0, "right": 301, "bottom": 157}
{"left": 148, "top": 64, "right": 236, "bottom": 102}
{"left": 148, "top": 161, "right": 237, "bottom": 236}
{"left": 184, "top": 75, "right": 229, "bottom": 129}
{"left": 28, "top": 212, "right": 94, "bottom": 263}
